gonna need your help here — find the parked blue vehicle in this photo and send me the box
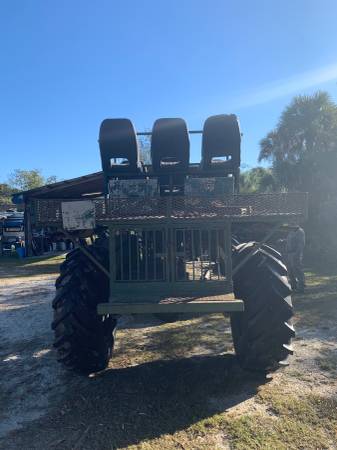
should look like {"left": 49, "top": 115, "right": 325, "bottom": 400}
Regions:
{"left": 0, "top": 212, "right": 25, "bottom": 256}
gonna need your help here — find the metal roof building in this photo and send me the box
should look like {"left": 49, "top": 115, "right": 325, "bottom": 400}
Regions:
{"left": 16, "top": 171, "right": 105, "bottom": 256}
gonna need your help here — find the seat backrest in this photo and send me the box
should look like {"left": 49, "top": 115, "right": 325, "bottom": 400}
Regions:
{"left": 99, "top": 118, "right": 141, "bottom": 175}
{"left": 201, "top": 114, "right": 241, "bottom": 172}
{"left": 151, "top": 118, "right": 190, "bottom": 173}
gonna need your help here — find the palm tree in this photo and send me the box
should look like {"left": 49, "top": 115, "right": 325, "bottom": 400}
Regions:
{"left": 259, "top": 91, "right": 337, "bottom": 192}
{"left": 259, "top": 91, "right": 337, "bottom": 258}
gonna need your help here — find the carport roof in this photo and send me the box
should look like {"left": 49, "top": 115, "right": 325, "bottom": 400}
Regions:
{"left": 14, "top": 171, "right": 105, "bottom": 201}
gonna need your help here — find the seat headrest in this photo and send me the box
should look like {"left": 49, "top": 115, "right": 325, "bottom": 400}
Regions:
{"left": 151, "top": 118, "right": 190, "bottom": 173}
{"left": 99, "top": 118, "right": 141, "bottom": 175}
{"left": 201, "top": 114, "right": 241, "bottom": 171}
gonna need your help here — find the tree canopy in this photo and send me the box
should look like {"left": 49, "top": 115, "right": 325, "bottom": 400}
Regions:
{"left": 240, "top": 167, "right": 276, "bottom": 193}
{"left": 0, "top": 183, "right": 19, "bottom": 209}
{"left": 259, "top": 91, "right": 337, "bottom": 258}
{"left": 0, "top": 169, "right": 58, "bottom": 209}
{"left": 259, "top": 91, "right": 337, "bottom": 194}
{"left": 7, "top": 169, "right": 58, "bottom": 192}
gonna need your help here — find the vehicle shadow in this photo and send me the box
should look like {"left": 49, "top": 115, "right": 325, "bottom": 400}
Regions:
{"left": 53, "top": 354, "right": 269, "bottom": 449}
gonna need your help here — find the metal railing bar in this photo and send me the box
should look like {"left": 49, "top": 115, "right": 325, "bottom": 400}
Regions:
{"left": 136, "top": 130, "right": 202, "bottom": 136}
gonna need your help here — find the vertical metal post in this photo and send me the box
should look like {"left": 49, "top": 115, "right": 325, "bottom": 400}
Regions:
{"left": 128, "top": 231, "right": 132, "bottom": 281}
{"left": 168, "top": 227, "right": 175, "bottom": 283}
{"left": 215, "top": 229, "right": 220, "bottom": 280}
{"left": 153, "top": 230, "right": 157, "bottom": 280}
{"left": 164, "top": 228, "right": 168, "bottom": 282}
{"left": 191, "top": 229, "right": 195, "bottom": 280}
{"left": 224, "top": 221, "right": 232, "bottom": 285}
{"left": 24, "top": 200, "right": 33, "bottom": 257}
{"left": 199, "top": 228, "right": 203, "bottom": 279}
{"left": 162, "top": 228, "right": 166, "bottom": 281}
{"left": 207, "top": 229, "right": 211, "bottom": 280}
{"left": 145, "top": 230, "right": 149, "bottom": 280}
{"left": 120, "top": 232, "right": 124, "bottom": 281}
{"left": 183, "top": 228, "right": 186, "bottom": 256}
{"left": 166, "top": 193, "right": 174, "bottom": 283}
{"left": 176, "top": 229, "right": 181, "bottom": 281}
{"left": 136, "top": 231, "right": 140, "bottom": 281}
{"left": 109, "top": 226, "right": 115, "bottom": 301}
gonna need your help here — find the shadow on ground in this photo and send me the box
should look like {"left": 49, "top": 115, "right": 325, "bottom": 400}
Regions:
{"left": 7, "top": 353, "right": 268, "bottom": 450}
{"left": 5, "top": 261, "right": 337, "bottom": 449}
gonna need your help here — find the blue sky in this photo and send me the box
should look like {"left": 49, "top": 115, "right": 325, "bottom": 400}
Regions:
{"left": 1, "top": 0, "right": 337, "bottom": 182}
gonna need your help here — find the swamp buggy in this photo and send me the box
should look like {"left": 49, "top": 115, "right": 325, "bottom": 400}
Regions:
{"left": 32, "top": 115, "right": 307, "bottom": 374}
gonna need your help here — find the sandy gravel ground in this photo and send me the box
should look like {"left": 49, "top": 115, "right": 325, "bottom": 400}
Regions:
{"left": 0, "top": 275, "right": 65, "bottom": 438}
{"left": 0, "top": 261, "right": 336, "bottom": 449}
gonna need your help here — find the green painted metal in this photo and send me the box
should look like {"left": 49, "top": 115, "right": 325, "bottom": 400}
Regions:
{"left": 108, "top": 281, "right": 233, "bottom": 303}
{"left": 105, "top": 220, "right": 235, "bottom": 312}
{"left": 97, "top": 299, "right": 244, "bottom": 315}
{"left": 109, "top": 220, "right": 233, "bottom": 304}
{"left": 27, "top": 117, "right": 309, "bottom": 319}
{"left": 28, "top": 177, "right": 308, "bottom": 317}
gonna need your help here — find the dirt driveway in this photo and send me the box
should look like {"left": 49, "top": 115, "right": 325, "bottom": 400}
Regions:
{"left": 0, "top": 255, "right": 337, "bottom": 449}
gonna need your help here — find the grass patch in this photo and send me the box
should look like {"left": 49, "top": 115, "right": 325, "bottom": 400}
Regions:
{"left": 250, "top": 385, "right": 337, "bottom": 449}
{"left": 0, "top": 253, "right": 65, "bottom": 278}
{"left": 293, "top": 267, "right": 337, "bottom": 328}
{"left": 316, "top": 348, "right": 337, "bottom": 374}
{"left": 67, "top": 261, "right": 337, "bottom": 449}
{"left": 190, "top": 389, "right": 337, "bottom": 449}
{"left": 225, "top": 414, "right": 329, "bottom": 450}
{"left": 50, "top": 261, "right": 337, "bottom": 450}
{"left": 113, "top": 314, "right": 234, "bottom": 367}
{"left": 184, "top": 370, "right": 337, "bottom": 449}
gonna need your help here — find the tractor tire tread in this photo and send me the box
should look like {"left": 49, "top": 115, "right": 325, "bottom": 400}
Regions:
{"left": 231, "top": 241, "right": 294, "bottom": 372}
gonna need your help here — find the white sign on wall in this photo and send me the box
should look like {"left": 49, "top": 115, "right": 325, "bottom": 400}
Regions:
{"left": 61, "top": 201, "right": 95, "bottom": 230}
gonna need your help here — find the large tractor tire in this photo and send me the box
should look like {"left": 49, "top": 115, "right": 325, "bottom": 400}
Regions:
{"left": 231, "top": 242, "right": 295, "bottom": 372}
{"left": 52, "top": 243, "right": 116, "bottom": 374}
